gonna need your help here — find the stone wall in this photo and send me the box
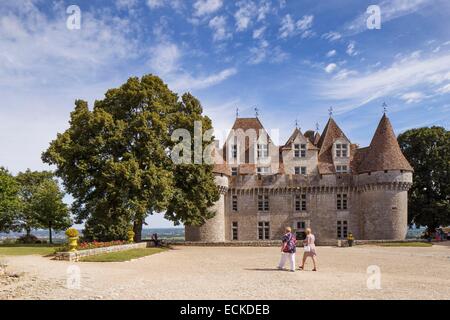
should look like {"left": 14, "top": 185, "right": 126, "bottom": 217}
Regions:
{"left": 54, "top": 242, "right": 148, "bottom": 262}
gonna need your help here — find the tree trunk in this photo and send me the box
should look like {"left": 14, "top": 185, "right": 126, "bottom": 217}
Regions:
{"left": 26, "top": 227, "right": 31, "bottom": 237}
{"left": 133, "top": 218, "right": 144, "bottom": 242}
{"left": 48, "top": 221, "right": 53, "bottom": 244}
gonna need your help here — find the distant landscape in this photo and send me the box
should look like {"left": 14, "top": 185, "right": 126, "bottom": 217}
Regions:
{"left": 0, "top": 227, "right": 425, "bottom": 243}
{"left": 0, "top": 228, "right": 185, "bottom": 243}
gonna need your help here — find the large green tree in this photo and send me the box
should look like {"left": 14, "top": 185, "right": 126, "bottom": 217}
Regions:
{"left": 30, "top": 179, "right": 71, "bottom": 244}
{"left": 0, "top": 168, "right": 20, "bottom": 232}
{"left": 15, "top": 170, "right": 54, "bottom": 236}
{"left": 43, "top": 75, "right": 219, "bottom": 241}
{"left": 398, "top": 126, "right": 450, "bottom": 231}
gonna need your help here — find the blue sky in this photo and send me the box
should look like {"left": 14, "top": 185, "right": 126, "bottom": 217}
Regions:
{"left": 1, "top": 0, "right": 449, "bottom": 228}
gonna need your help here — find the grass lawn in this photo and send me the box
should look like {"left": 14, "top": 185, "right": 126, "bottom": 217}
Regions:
{"left": 80, "top": 247, "right": 166, "bottom": 262}
{"left": 375, "top": 242, "right": 433, "bottom": 247}
{"left": 0, "top": 244, "right": 58, "bottom": 256}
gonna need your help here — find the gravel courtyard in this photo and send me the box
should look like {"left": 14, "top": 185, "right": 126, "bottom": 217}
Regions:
{"left": 1, "top": 244, "right": 449, "bottom": 300}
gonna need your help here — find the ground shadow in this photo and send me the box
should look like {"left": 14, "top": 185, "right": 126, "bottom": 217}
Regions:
{"left": 245, "top": 268, "right": 288, "bottom": 272}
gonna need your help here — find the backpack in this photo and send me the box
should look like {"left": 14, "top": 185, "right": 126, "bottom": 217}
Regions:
{"left": 284, "top": 233, "right": 297, "bottom": 253}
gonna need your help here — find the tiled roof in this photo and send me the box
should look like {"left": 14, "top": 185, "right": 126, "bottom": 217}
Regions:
{"left": 239, "top": 164, "right": 256, "bottom": 175}
{"left": 317, "top": 118, "right": 349, "bottom": 174}
{"left": 282, "top": 128, "right": 319, "bottom": 151}
{"left": 358, "top": 114, "right": 413, "bottom": 173}
{"left": 232, "top": 117, "right": 264, "bottom": 133}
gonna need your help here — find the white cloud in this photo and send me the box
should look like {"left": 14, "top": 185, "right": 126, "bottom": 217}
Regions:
{"left": 344, "top": 0, "right": 434, "bottom": 36}
{"left": 147, "top": 0, "right": 165, "bottom": 9}
{"left": 234, "top": 0, "right": 272, "bottom": 32}
{"left": 148, "top": 42, "right": 181, "bottom": 75}
{"left": 322, "top": 31, "right": 342, "bottom": 42}
{"left": 209, "top": 16, "right": 231, "bottom": 41}
{"left": 325, "top": 63, "right": 337, "bottom": 73}
{"left": 116, "top": 0, "right": 138, "bottom": 10}
{"left": 400, "top": 91, "right": 425, "bottom": 103}
{"left": 333, "top": 69, "right": 358, "bottom": 80}
{"left": 147, "top": 41, "right": 237, "bottom": 91}
{"left": 171, "top": 68, "right": 238, "bottom": 91}
{"left": 319, "top": 52, "right": 450, "bottom": 110}
{"left": 193, "top": 0, "right": 223, "bottom": 16}
{"left": 279, "top": 14, "right": 314, "bottom": 39}
{"left": 326, "top": 50, "right": 337, "bottom": 57}
{"left": 436, "top": 83, "right": 450, "bottom": 94}
{"left": 253, "top": 26, "right": 266, "bottom": 39}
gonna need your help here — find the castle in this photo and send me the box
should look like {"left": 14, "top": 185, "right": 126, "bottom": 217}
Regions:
{"left": 185, "top": 113, "right": 414, "bottom": 243}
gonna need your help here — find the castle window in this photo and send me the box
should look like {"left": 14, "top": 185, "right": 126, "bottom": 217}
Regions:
{"left": 294, "top": 167, "right": 307, "bottom": 175}
{"left": 258, "top": 221, "right": 270, "bottom": 240}
{"left": 295, "top": 221, "right": 307, "bottom": 240}
{"left": 232, "top": 195, "right": 238, "bottom": 211}
{"left": 337, "top": 194, "right": 348, "bottom": 210}
{"left": 294, "top": 144, "right": 306, "bottom": 158}
{"left": 336, "top": 165, "right": 348, "bottom": 173}
{"left": 257, "top": 167, "right": 270, "bottom": 175}
{"left": 232, "top": 144, "right": 238, "bottom": 159}
{"left": 295, "top": 194, "right": 307, "bottom": 211}
{"left": 231, "top": 168, "right": 238, "bottom": 176}
{"left": 337, "top": 220, "right": 348, "bottom": 239}
{"left": 232, "top": 222, "right": 238, "bottom": 240}
{"left": 257, "top": 144, "right": 269, "bottom": 159}
{"left": 258, "top": 194, "right": 269, "bottom": 211}
{"left": 336, "top": 144, "right": 348, "bottom": 158}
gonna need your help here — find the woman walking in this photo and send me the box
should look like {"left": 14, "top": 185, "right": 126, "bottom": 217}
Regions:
{"left": 278, "top": 227, "right": 297, "bottom": 272}
{"left": 299, "top": 228, "right": 317, "bottom": 271}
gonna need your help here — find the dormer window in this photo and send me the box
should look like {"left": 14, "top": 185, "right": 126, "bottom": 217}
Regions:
{"left": 336, "top": 165, "right": 348, "bottom": 173}
{"left": 294, "top": 166, "right": 307, "bottom": 175}
{"left": 257, "top": 144, "right": 269, "bottom": 159}
{"left": 294, "top": 144, "right": 306, "bottom": 158}
{"left": 335, "top": 144, "right": 348, "bottom": 158}
{"left": 231, "top": 167, "right": 238, "bottom": 176}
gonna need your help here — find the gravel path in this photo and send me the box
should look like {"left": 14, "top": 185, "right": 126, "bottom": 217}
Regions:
{"left": 1, "top": 243, "right": 449, "bottom": 300}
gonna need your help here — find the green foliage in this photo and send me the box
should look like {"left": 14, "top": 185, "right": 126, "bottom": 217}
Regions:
{"left": 398, "top": 126, "right": 450, "bottom": 231}
{"left": 43, "top": 75, "right": 219, "bottom": 241}
{"left": 65, "top": 228, "right": 79, "bottom": 238}
{"left": 0, "top": 168, "right": 20, "bottom": 232}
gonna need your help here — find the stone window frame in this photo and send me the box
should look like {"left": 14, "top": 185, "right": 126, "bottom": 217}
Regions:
{"left": 258, "top": 221, "right": 270, "bottom": 240}
{"left": 257, "top": 144, "right": 269, "bottom": 159}
{"left": 257, "top": 194, "right": 270, "bottom": 212}
{"left": 294, "top": 166, "right": 307, "bottom": 175}
{"left": 294, "top": 143, "right": 307, "bottom": 158}
{"left": 337, "top": 193, "right": 348, "bottom": 210}
{"left": 337, "top": 220, "right": 348, "bottom": 239}
{"left": 257, "top": 166, "right": 270, "bottom": 175}
{"left": 232, "top": 195, "right": 238, "bottom": 212}
{"left": 231, "top": 167, "right": 238, "bottom": 176}
{"left": 232, "top": 222, "right": 238, "bottom": 241}
{"left": 335, "top": 144, "right": 349, "bottom": 158}
{"left": 294, "top": 194, "right": 307, "bottom": 212}
{"left": 336, "top": 165, "right": 348, "bottom": 173}
{"left": 231, "top": 144, "right": 238, "bottom": 159}
{"left": 294, "top": 220, "right": 308, "bottom": 240}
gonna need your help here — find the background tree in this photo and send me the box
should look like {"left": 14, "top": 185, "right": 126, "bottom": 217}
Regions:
{"left": 398, "top": 126, "right": 450, "bottom": 231}
{"left": 0, "top": 168, "right": 20, "bottom": 232}
{"left": 15, "top": 170, "right": 54, "bottom": 237}
{"left": 30, "top": 179, "right": 71, "bottom": 244}
{"left": 43, "top": 75, "right": 219, "bottom": 241}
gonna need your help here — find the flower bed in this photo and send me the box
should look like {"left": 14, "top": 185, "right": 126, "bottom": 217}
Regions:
{"left": 78, "top": 240, "right": 128, "bottom": 251}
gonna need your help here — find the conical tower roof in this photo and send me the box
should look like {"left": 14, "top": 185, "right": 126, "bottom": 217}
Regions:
{"left": 358, "top": 114, "right": 413, "bottom": 173}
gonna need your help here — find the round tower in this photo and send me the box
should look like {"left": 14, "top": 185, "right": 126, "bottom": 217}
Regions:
{"left": 357, "top": 114, "right": 414, "bottom": 240}
{"left": 185, "top": 173, "right": 229, "bottom": 242}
